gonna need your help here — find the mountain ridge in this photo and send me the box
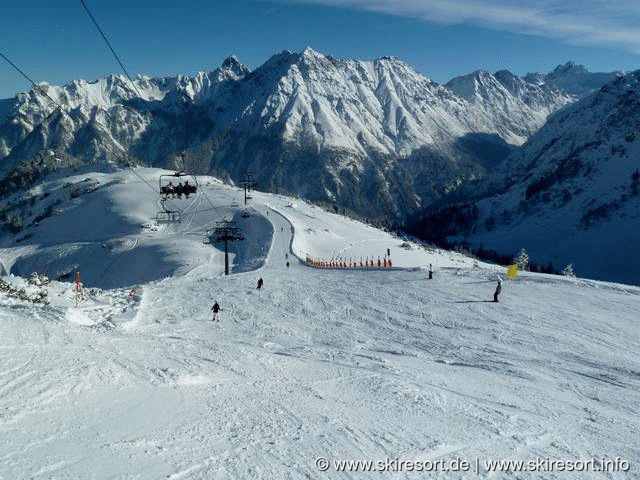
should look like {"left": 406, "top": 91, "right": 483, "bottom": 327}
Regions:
{"left": 408, "top": 69, "right": 640, "bottom": 285}
{"left": 0, "top": 49, "right": 617, "bottom": 223}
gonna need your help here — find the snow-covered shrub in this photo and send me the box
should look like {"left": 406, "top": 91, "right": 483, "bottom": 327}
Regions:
{"left": 29, "top": 272, "right": 50, "bottom": 286}
{"left": 562, "top": 264, "right": 576, "bottom": 277}
{"left": 0, "top": 278, "right": 48, "bottom": 304}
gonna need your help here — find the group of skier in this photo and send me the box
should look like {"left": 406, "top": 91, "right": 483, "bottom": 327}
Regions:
{"left": 427, "top": 263, "right": 501, "bottom": 301}
{"left": 210, "top": 249, "right": 292, "bottom": 322}
{"left": 211, "top": 277, "right": 264, "bottom": 321}
{"left": 211, "top": 262, "right": 503, "bottom": 322}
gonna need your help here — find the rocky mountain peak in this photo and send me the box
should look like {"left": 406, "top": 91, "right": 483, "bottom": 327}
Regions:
{"left": 219, "top": 55, "right": 250, "bottom": 79}
{"left": 551, "top": 61, "right": 585, "bottom": 74}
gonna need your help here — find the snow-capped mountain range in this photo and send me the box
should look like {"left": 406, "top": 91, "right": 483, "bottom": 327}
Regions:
{"left": 445, "top": 69, "right": 572, "bottom": 143}
{"left": 411, "top": 71, "right": 640, "bottom": 285}
{"left": 524, "top": 61, "right": 620, "bottom": 97}
{"left": 0, "top": 48, "right": 615, "bottom": 222}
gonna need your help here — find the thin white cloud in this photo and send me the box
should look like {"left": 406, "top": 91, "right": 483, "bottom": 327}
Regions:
{"left": 284, "top": 0, "right": 640, "bottom": 53}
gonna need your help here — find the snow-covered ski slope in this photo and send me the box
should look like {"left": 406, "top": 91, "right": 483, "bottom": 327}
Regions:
{"left": 0, "top": 168, "right": 639, "bottom": 479}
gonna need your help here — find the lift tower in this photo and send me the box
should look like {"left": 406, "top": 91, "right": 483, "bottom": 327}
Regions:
{"left": 214, "top": 220, "right": 244, "bottom": 275}
{"left": 239, "top": 173, "right": 257, "bottom": 206}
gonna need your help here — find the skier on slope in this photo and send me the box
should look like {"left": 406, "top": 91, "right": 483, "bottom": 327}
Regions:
{"left": 257, "top": 278, "right": 264, "bottom": 289}
{"left": 211, "top": 301, "right": 222, "bottom": 321}
{"left": 493, "top": 280, "right": 502, "bottom": 302}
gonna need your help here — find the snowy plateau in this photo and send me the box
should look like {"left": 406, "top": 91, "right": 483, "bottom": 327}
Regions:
{"left": 0, "top": 168, "right": 639, "bottom": 479}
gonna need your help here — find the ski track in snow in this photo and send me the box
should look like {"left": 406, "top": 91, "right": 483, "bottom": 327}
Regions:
{"left": 0, "top": 169, "right": 639, "bottom": 479}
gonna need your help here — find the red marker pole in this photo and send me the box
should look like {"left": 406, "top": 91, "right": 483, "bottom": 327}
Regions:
{"left": 75, "top": 272, "right": 82, "bottom": 306}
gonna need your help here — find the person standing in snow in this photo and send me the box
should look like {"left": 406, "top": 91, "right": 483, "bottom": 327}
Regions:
{"left": 493, "top": 280, "right": 502, "bottom": 302}
{"left": 211, "top": 301, "right": 222, "bottom": 321}
{"left": 428, "top": 264, "right": 433, "bottom": 280}
{"left": 257, "top": 278, "right": 263, "bottom": 289}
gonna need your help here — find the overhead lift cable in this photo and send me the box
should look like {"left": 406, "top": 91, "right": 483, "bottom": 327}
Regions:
{"left": 79, "top": 0, "right": 227, "bottom": 234}
{"left": 0, "top": 51, "right": 66, "bottom": 112}
{"left": 128, "top": 165, "right": 216, "bottom": 233}
{"left": 79, "top": 0, "right": 142, "bottom": 98}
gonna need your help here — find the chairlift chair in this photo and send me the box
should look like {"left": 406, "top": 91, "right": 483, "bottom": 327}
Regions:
{"left": 159, "top": 171, "right": 198, "bottom": 198}
{"left": 156, "top": 210, "right": 181, "bottom": 224}
{"left": 156, "top": 198, "right": 181, "bottom": 224}
{"left": 156, "top": 170, "right": 199, "bottom": 224}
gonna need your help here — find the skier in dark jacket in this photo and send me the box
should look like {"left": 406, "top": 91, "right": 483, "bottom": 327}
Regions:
{"left": 493, "top": 280, "right": 502, "bottom": 302}
{"left": 211, "top": 301, "right": 222, "bottom": 321}
{"left": 257, "top": 278, "right": 263, "bottom": 289}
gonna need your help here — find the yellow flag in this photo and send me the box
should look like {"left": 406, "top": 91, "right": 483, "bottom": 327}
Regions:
{"left": 507, "top": 264, "right": 518, "bottom": 278}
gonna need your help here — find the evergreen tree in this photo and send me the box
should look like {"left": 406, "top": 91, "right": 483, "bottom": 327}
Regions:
{"left": 514, "top": 248, "right": 529, "bottom": 271}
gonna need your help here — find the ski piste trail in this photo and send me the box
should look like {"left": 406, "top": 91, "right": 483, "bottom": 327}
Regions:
{"left": 0, "top": 168, "right": 638, "bottom": 479}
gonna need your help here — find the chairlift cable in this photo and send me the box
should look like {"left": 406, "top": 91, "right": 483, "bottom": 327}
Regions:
{"left": 199, "top": 187, "right": 219, "bottom": 212}
{"left": 175, "top": 153, "right": 216, "bottom": 212}
{"left": 77, "top": 0, "right": 223, "bottom": 231}
{"left": 0, "top": 51, "right": 66, "bottom": 112}
{"left": 126, "top": 165, "right": 184, "bottom": 220}
{"left": 79, "top": 0, "right": 143, "bottom": 99}
{"left": 168, "top": 152, "right": 220, "bottom": 220}
{"left": 128, "top": 151, "right": 203, "bottom": 227}
{"left": 0, "top": 52, "right": 36, "bottom": 88}
{"left": 78, "top": 0, "right": 226, "bottom": 229}
{"left": 127, "top": 165, "right": 161, "bottom": 196}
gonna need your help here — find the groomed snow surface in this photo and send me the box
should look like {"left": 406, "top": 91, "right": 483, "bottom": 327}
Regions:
{"left": 1, "top": 169, "right": 639, "bottom": 479}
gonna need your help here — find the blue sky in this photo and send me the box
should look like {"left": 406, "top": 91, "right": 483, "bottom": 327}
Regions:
{"left": 2, "top": 0, "right": 640, "bottom": 98}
